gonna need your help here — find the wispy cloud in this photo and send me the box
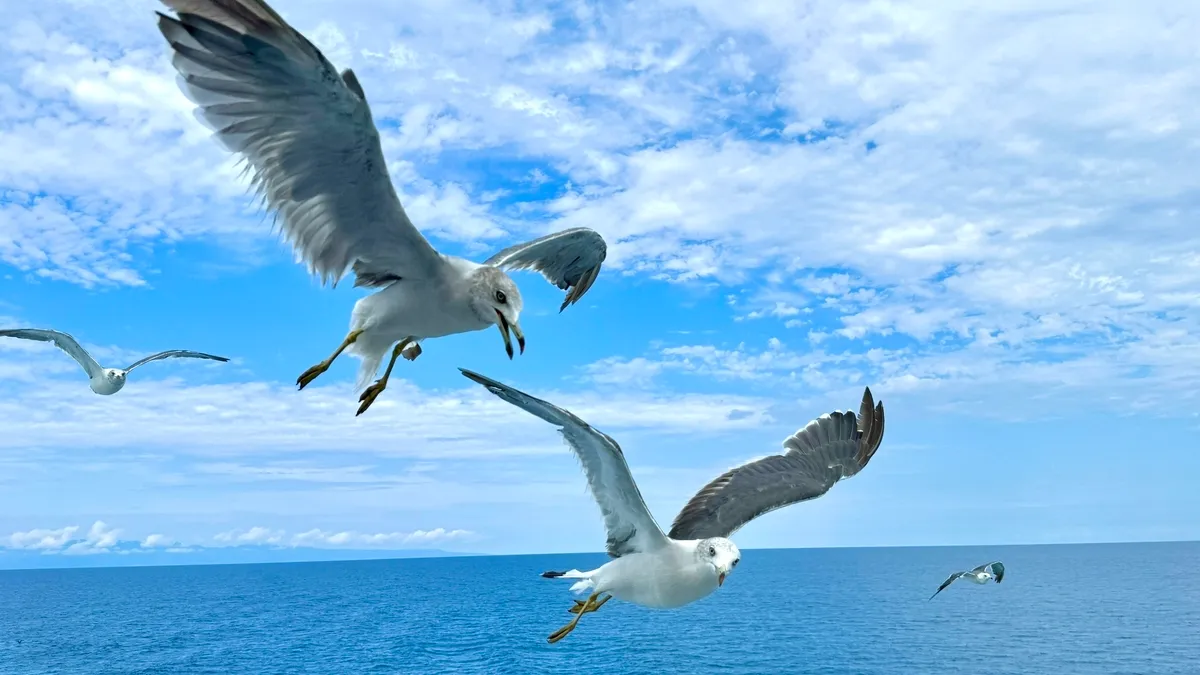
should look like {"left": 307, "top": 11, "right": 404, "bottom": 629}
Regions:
{"left": 2, "top": 0, "right": 1199, "bottom": 554}
{"left": 289, "top": 527, "right": 473, "bottom": 549}
{"left": 2, "top": 522, "right": 471, "bottom": 556}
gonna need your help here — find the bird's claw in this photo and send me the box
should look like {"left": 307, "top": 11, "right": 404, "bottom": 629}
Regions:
{"left": 296, "top": 362, "right": 329, "bottom": 390}
{"left": 566, "top": 594, "right": 610, "bottom": 614}
{"left": 356, "top": 380, "right": 387, "bottom": 416}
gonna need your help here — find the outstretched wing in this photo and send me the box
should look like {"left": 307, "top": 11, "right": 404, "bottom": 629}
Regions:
{"left": 484, "top": 228, "right": 607, "bottom": 312}
{"left": 929, "top": 572, "right": 966, "bottom": 600}
{"left": 156, "top": 0, "right": 446, "bottom": 288}
{"left": 973, "top": 561, "right": 1005, "bottom": 583}
{"left": 667, "top": 387, "right": 886, "bottom": 541}
{"left": 0, "top": 328, "right": 103, "bottom": 379}
{"left": 460, "top": 369, "right": 668, "bottom": 558}
{"left": 125, "top": 350, "right": 231, "bottom": 372}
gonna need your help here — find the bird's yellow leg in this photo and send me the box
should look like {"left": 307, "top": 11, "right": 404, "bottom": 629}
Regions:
{"left": 567, "top": 593, "right": 611, "bottom": 615}
{"left": 548, "top": 592, "right": 600, "bottom": 643}
{"left": 356, "top": 337, "right": 413, "bottom": 416}
{"left": 297, "top": 329, "right": 363, "bottom": 390}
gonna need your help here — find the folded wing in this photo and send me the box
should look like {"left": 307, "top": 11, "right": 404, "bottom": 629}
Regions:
{"left": 156, "top": 0, "right": 445, "bottom": 288}
{"left": 484, "top": 228, "right": 607, "bottom": 312}
{"left": 667, "top": 387, "right": 886, "bottom": 541}
{"left": 460, "top": 369, "right": 668, "bottom": 558}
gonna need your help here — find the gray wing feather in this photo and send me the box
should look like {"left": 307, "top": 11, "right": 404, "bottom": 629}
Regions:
{"left": 484, "top": 228, "right": 607, "bottom": 312}
{"left": 972, "top": 561, "right": 1005, "bottom": 582}
{"left": 125, "top": 350, "right": 231, "bottom": 372}
{"left": 0, "top": 329, "right": 104, "bottom": 379}
{"left": 930, "top": 571, "right": 966, "bottom": 600}
{"left": 667, "top": 387, "right": 886, "bottom": 541}
{"left": 460, "top": 369, "right": 668, "bottom": 558}
{"left": 156, "top": 0, "right": 445, "bottom": 288}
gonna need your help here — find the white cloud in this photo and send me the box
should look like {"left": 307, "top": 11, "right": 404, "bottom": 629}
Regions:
{"left": 213, "top": 526, "right": 285, "bottom": 546}
{"left": 0, "top": 337, "right": 775, "bottom": 457}
{"left": 4, "top": 521, "right": 123, "bottom": 555}
{"left": 1, "top": 521, "right": 469, "bottom": 554}
{"left": 590, "top": 330, "right": 1200, "bottom": 421}
{"left": 6, "top": 525, "right": 79, "bottom": 550}
{"left": 140, "top": 534, "right": 172, "bottom": 549}
{"left": 2, "top": 0, "right": 1196, "bottom": 385}
{"left": 62, "top": 521, "right": 121, "bottom": 556}
{"left": 289, "top": 527, "right": 473, "bottom": 549}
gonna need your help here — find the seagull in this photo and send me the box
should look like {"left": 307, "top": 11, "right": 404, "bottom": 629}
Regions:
{"left": 154, "top": 0, "right": 608, "bottom": 416}
{"left": 460, "top": 369, "right": 886, "bottom": 643}
{"left": 929, "top": 561, "right": 1006, "bottom": 600}
{"left": 0, "top": 328, "right": 229, "bottom": 395}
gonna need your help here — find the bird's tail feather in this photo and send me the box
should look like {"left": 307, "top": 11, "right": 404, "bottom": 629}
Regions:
{"left": 541, "top": 569, "right": 594, "bottom": 594}
{"left": 347, "top": 335, "right": 391, "bottom": 392}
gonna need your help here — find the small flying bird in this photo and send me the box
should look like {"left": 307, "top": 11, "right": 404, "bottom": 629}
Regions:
{"left": 461, "top": 369, "right": 886, "bottom": 643}
{"left": 929, "top": 561, "right": 1006, "bottom": 600}
{"left": 0, "top": 328, "right": 229, "bottom": 395}
{"left": 154, "top": 0, "right": 607, "bottom": 416}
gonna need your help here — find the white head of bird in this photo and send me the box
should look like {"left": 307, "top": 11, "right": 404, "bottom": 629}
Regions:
{"left": 90, "top": 368, "right": 128, "bottom": 395}
{"left": 697, "top": 537, "right": 741, "bottom": 587}
{"left": 468, "top": 267, "right": 525, "bottom": 359}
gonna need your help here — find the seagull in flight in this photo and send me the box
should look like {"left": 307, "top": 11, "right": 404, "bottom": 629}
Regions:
{"left": 460, "top": 369, "right": 886, "bottom": 643}
{"left": 0, "top": 328, "right": 229, "bottom": 395}
{"left": 154, "top": 0, "right": 608, "bottom": 416}
{"left": 930, "top": 561, "right": 1006, "bottom": 600}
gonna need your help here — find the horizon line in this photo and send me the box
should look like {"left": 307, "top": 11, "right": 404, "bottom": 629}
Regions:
{"left": 1, "top": 538, "right": 1195, "bottom": 573}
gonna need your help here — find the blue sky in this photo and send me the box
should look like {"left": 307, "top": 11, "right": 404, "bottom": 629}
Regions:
{"left": 0, "top": 0, "right": 1198, "bottom": 568}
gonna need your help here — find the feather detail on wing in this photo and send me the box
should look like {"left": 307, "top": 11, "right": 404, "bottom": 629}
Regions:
{"left": 125, "top": 350, "right": 230, "bottom": 372}
{"left": 973, "top": 561, "right": 1005, "bottom": 583}
{"left": 459, "top": 369, "right": 668, "bottom": 558}
{"left": 484, "top": 228, "right": 607, "bottom": 312}
{"left": 929, "top": 572, "right": 966, "bottom": 600}
{"left": 0, "top": 328, "right": 104, "bottom": 379}
{"left": 666, "top": 387, "right": 886, "bottom": 541}
{"left": 156, "top": 0, "right": 446, "bottom": 288}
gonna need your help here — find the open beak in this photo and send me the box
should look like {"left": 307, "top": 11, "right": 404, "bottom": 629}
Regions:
{"left": 495, "top": 311, "right": 525, "bottom": 359}
{"left": 512, "top": 322, "right": 525, "bottom": 355}
{"left": 718, "top": 572, "right": 726, "bottom": 587}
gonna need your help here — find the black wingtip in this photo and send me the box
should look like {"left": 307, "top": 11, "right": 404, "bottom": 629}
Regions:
{"left": 541, "top": 570, "right": 565, "bottom": 578}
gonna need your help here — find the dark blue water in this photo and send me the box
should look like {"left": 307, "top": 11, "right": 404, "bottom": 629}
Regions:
{"left": 1, "top": 542, "right": 1197, "bottom": 674}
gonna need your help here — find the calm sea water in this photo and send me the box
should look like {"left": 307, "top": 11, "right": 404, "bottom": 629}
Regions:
{"left": 1, "top": 542, "right": 1197, "bottom": 674}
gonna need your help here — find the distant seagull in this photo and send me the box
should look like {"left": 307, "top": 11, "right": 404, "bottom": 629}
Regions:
{"left": 0, "top": 328, "right": 229, "bottom": 395}
{"left": 461, "top": 369, "right": 886, "bottom": 643}
{"left": 154, "top": 0, "right": 608, "bottom": 416}
{"left": 929, "top": 561, "right": 1006, "bottom": 600}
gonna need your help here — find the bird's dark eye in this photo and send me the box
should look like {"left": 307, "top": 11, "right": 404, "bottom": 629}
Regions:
{"left": 733, "top": 558, "right": 739, "bottom": 567}
{"left": 495, "top": 290, "right": 507, "bottom": 304}
{"left": 708, "top": 546, "right": 716, "bottom": 557}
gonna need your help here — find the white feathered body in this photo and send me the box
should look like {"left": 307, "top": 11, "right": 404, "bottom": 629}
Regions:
{"left": 964, "top": 571, "right": 993, "bottom": 585}
{"left": 346, "top": 256, "right": 492, "bottom": 390}
{"left": 88, "top": 369, "right": 127, "bottom": 396}
{"left": 558, "top": 539, "right": 720, "bottom": 610}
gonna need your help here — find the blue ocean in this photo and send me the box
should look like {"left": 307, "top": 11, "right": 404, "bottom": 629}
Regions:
{"left": 1, "top": 542, "right": 1196, "bottom": 674}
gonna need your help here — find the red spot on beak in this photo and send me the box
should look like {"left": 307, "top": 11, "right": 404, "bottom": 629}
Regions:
{"left": 718, "top": 572, "right": 726, "bottom": 587}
